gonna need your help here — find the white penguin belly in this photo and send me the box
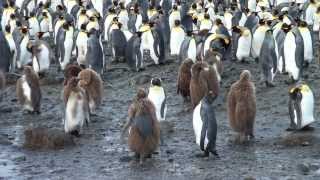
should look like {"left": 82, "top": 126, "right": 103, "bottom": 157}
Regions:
{"left": 300, "top": 30, "right": 313, "bottom": 62}
{"left": 38, "top": 44, "right": 50, "bottom": 72}
{"left": 237, "top": 33, "right": 252, "bottom": 61}
{"left": 193, "top": 102, "right": 208, "bottom": 148}
{"left": 188, "top": 39, "right": 197, "bottom": 63}
{"left": 148, "top": 89, "right": 166, "bottom": 121}
{"left": 284, "top": 32, "right": 299, "bottom": 80}
{"left": 22, "top": 77, "right": 33, "bottom": 111}
{"left": 252, "top": 30, "right": 267, "bottom": 58}
{"left": 65, "top": 93, "right": 85, "bottom": 133}
{"left": 19, "top": 38, "right": 32, "bottom": 67}
{"left": 170, "top": 30, "right": 185, "bottom": 55}
{"left": 296, "top": 91, "right": 315, "bottom": 128}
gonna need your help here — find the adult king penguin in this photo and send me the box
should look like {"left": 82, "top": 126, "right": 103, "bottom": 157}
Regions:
{"left": 57, "top": 21, "right": 75, "bottom": 71}
{"left": 170, "top": 20, "right": 185, "bottom": 57}
{"left": 75, "top": 24, "right": 89, "bottom": 68}
{"left": 148, "top": 78, "right": 167, "bottom": 122}
{"left": 125, "top": 31, "right": 143, "bottom": 71}
{"left": 298, "top": 21, "right": 313, "bottom": 67}
{"left": 193, "top": 91, "right": 218, "bottom": 157}
{"left": 288, "top": 83, "right": 315, "bottom": 131}
{"left": 179, "top": 31, "right": 197, "bottom": 63}
{"left": 86, "top": 28, "right": 104, "bottom": 74}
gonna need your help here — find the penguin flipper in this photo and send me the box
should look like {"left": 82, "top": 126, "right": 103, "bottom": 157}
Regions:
{"left": 160, "top": 90, "right": 167, "bottom": 119}
{"left": 134, "top": 114, "right": 153, "bottom": 139}
{"left": 200, "top": 103, "right": 208, "bottom": 151}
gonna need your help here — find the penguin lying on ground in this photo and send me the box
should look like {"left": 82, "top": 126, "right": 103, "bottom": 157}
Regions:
{"left": 16, "top": 66, "right": 42, "bottom": 114}
{"left": 121, "top": 88, "right": 160, "bottom": 164}
{"left": 177, "top": 58, "right": 194, "bottom": 102}
{"left": 78, "top": 69, "right": 103, "bottom": 114}
{"left": 288, "top": 83, "right": 315, "bottom": 131}
{"left": 63, "top": 77, "right": 90, "bottom": 137}
{"left": 227, "top": 70, "right": 256, "bottom": 144}
{"left": 193, "top": 91, "right": 218, "bottom": 157}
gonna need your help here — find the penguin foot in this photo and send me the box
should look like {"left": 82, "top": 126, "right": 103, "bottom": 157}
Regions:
{"left": 265, "top": 81, "right": 275, "bottom": 88}
{"left": 70, "top": 130, "right": 80, "bottom": 137}
{"left": 195, "top": 151, "right": 209, "bottom": 158}
{"left": 286, "top": 126, "right": 296, "bottom": 131}
{"left": 210, "top": 150, "right": 219, "bottom": 158}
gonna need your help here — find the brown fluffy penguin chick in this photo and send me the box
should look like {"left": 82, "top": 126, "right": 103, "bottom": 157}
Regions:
{"left": 190, "top": 61, "right": 219, "bottom": 108}
{"left": 204, "top": 49, "right": 223, "bottom": 82}
{"left": 16, "top": 66, "right": 42, "bottom": 114}
{"left": 177, "top": 58, "right": 194, "bottom": 101}
{"left": 63, "top": 64, "right": 83, "bottom": 86}
{"left": 121, "top": 88, "right": 160, "bottom": 164}
{"left": 227, "top": 70, "right": 256, "bottom": 143}
{"left": 78, "top": 69, "right": 103, "bottom": 113}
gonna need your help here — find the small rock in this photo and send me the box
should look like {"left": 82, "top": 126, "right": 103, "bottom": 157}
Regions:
{"left": 244, "top": 176, "right": 256, "bottom": 180}
{"left": 166, "top": 149, "right": 175, "bottom": 155}
{"left": 297, "top": 163, "right": 310, "bottom": 175}
{"left": 168, "top": 158, "right": 174, "bottom": 163}
{"left": 13, "top": 156, "right": 26, "bottom": 162}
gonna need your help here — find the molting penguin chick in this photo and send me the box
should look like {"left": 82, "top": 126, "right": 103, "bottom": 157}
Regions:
{"left": 122, "top": 88, "right": 160, "bottom": 164}
{"left": 193, "top": 91, "right": 218, "bottom": 157}
{"left": 227, "top": 70, "right": 256, "bottom": 143}
{"left": 177, "top": 58, "right": 194, "bottom": 101}
{"left": 63, "top": 64, "right": 83, "bottom": 86}
{"left": 63, "top": 77, "right": 90, "bottom": 137}
{"left": 148, "top": 78, "right": 167, "bottom": 122}
{"left": 288, "top": 83, "right": 315, "bottom": 131}
{"left": 78, "top": 69, "right": 103, "bottom": 114}
{"left": 16, "top": 66, "right": 42, "bottom": 114}
{"left": 203, "top": 49, "right": 224, "bottom": 83}
{"left": 190, "top": 61, "right": 219, "bottom": 108}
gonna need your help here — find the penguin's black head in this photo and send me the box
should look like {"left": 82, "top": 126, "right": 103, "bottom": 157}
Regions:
{"left": 204, "top": 13, "right": 210, "bottom": 20}
{"left": 21, "top": 27, "right": 28, "bottom": 34}
{"left": 89, "top": 16, "right": 95, "bottom": 21}
{"left": 81, "top": 9, "right": 86, "bottom": 15}
{"left": 119, "top": 2, "right": 125, "bottom": 9}
{"left": 273, "top": 9, "right": 279, "bottom": 16}
{"left": 186, "top": 31, "right": 193, "bottom": 37}
{"left": 80, "top": 23, "right": 87, "bottom": 31}
{"left": 62, "top": 22, "right": 69, "bottom": 30}
{"left": 174, "top": 20, "right": 181, "bottom": 26}
{"left": 37, "top": 32, "right": 45, "bottom": 39}
{"left": 176, "top": 0, "right": 181, "bottom": 6}
{"left": 10, "top": 14, "right": 15, "bottom": 19}
{"left": 204, "top": 91, "right": 216, "bottom": 104}
{"left": 261, "top": 6, "right": 266, "bottom": 11}
{"left": 136, "top": 31, "right": 142, "bottom": 37}
{"left": 266, "top": 20, "right": 273, "bottom": 26}
{"left": 208, "top": 0, "right": 212, "bottom": 2}
{"left": 278, "top": 15, "right": 284, "bottom": 21}
{"left": 281, "top": 23, "right": 291, "bottom": 33}
{"left": 113, "top": 0, "right": 118, "bottom": 7}
{"left": 151, "top": 78, "right": 162, "bottom": 87}
{"left": 42, "top": 12, "right": 48, "bottom": 18}
{"left": 173, "top": 5, "right": 178, "bottom": 10}
{"left": 317, "top": 7, "right": 320, "bottom": 13}
{"left": 38, "top": 1, "right": 44, "bottom": 8}
{"left": 5, "top": 25, "right": 10, "bottom": 33}
{"left": 215, "top": 19, "right": 222, "bottom": 26}
{"left": 9, "top": 0, "right": 15, "bottom": 7}
{"left": 289, "top": 87, "right": 302, "bottom": 102}
{"left": 16, "top": 21, "right": 22, "bottom": 27}
{"left": 30, "top": 11, "right": 36, "bottom": 17}
{"left": 108, "top": 7, "right": 116, "bottom": 14}
{"left": 232, "top": 26, "right": 241, "bottom": 33}
{"left": 298, "top": 20, "right": 308, "bottom": 28}
{"left": 191, "top": 3, "right": 197, "bottom": 9}
{"left": 259, "top": 19, "right": 266, "bottom": 25}
{"left": 118, "top": 22, "right": 123, "bottom": 29}
{"left": 2, "top": 3, "right": 8, "bottom": 8}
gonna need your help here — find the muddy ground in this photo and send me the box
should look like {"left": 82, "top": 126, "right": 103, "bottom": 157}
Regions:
{"left": 2, "top": 56, "right": 320, "bottom": 180}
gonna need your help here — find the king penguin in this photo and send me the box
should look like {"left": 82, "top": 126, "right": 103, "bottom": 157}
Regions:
{"left": 0, "top": 26, "right": 12, "bottom": 72}
{"left": 252, "top": 19, "right": 269, "bottom": 60}
{"left": 86, "top": 28, "right": 104, "bottom": 74}
{"left": 193, "top": 91, "right": 218, "bottom": 157}
{"left": 288, "top": 83, "right": 315, "bottom": 131}
{"left": 297, "top": 21, "right": 313, "bottom": 67}
{"left": 148, "top": 78, "right": 167, "bottom": 122}
{"left": 4, "top": 25, "right": 17, "bottom": 72}
{"left": 75, "top": 24, "right": 89, "bottom": 68}
{"left": 125, "top": 31, "right": 143, "bottom": 72}
{"left": 18, "top": 26, "right": 33, "bottom": 69}
{"left": 57, "top": 21, "right": 75, "bottom": 71}
{"left": 179, "top": 31, "right": 197, "bottom": 63}
{"left": 233, "top": 26, "right": 252, "bottom": 62}
{"left": 170, "top": 20, "right": 185, "bottom": 57}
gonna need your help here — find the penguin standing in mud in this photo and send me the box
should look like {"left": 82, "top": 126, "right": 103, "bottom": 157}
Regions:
{"left": 288, "top": 83, "right": 315, "bottom": 131}
{"left": 63, "top": 77, "right": 90, "bottom": 137}
{"left": 203, "top": 49, "right": 224, "bottom": 83}
{"left": 139, "top": 22, "right": 159, "bottom": 65}
{"left": 179, "top": 31, "right": 197, "bottom": 63}
{"left": 232, "top": 26, "right": 252, "bottom": 62}
{"left": 298, "top": 21, "right": 313, "bottom": 67}
{"left": 126, "top": 31, "right": 143, "bottom": 71}
{"left": 57, "top": 21, "right": 75, "bottom": 71}
{"left": 16, "top": 66, "right": 42, "bottom": 114}
{"left": 227, "top": 70, "right": 256, "bottom": 143}
{"left": 252, "top": 20, "right": 269, "bottom": 61}
{"left": 18, "top": 27, "right": 33, "bottom": 69}
{"left": 193, "top": 91, "right": 218, "bottom": 157}
{"left": 170, "top": 20, "right": 185, "bottom": 57}
{"left": 86, "top": 29, "right": 104, "bottom": 74}
{"left": 28, "top": 33, "right": 53, "bottom": 75}
{"left": 148, "top": 78, "right": 167, "bottom": 122}
{"left": 121, "top": 88, "right": 160, "bottom": 164}
{"left": 78, "top": 69, "right": 103, "bottom": 114}
{"left": 284, "top": 26, "right": 304, "bottom": 82}
{"left": 260, "top": 29, "right": 279, "bottom": 87}
{"left": 177, "top": 58, "right": 194, "bottom": 102}
{"left": 75, "top": 24, "right": 88, "bottom": 68}
{"left": 4, "top": 25, "right": 17, "bottom": 72}
{"left": 110, "top": 22, "right": 127, "bottom": 62}
{"left": 190, "top": 61, "right": 219, "bottom": 108}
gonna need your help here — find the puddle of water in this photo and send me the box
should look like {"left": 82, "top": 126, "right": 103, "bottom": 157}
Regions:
{"left": 0, "top": 146, "right": 19, "bottom": 179}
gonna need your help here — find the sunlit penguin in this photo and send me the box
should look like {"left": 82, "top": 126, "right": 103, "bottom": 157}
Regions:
{"left": 118, "top": 2, "right": 129, "bottom": 30}
{"left": 297, "top": 21, "right": 313, "bottom": 67}
{"left": 28, "top": 12, "right": 40, "bottom": 38}
{"left": 16, "top": 66, "right": 42, "bottom": 114}
{"left": 28, "top": 32, "right": 53, "bottom": 75}
{"left": 139, "top": 21, "right": 159, "bottom": 65}
{"left": 121, "top": 88, "right": 160, "bottom": 164}
{"left": 39, "top": 12, "right": 52, "bottom": 38}
{"left": 148, "top": 78, "right": 167, "bottom": 122}
{"left": 86, "top": 15, "right": 100, "bottom": 32}
{"left": 193, "top": 91, "right": 218, "bottom": 157}
{"left": 103, "top": 8, "right": 117, "bottom": 42}
{"left": 78, "top": 68, "right": 103, "bottom": 114}
{"left": 57, "top": 21, "right": 75, "bottom": 71}
{"left": 63, "top": 77, "right": 90, "bottom": 137}
{"left": 288, "top": 83, "right": 315, "bottom": 131}
{"left": 7, "top": 14, "right": 17, "bottom": 33}
{"left": 75, "top": 24, "right": 89, "bottom": 68}
{"left": 227, "top": 70, "right": 256, "bottom": 143}
{"left": 170, "top": 20, "right": 185, "bottom": 57}
{"left": 232, "top": 26, "right": 252, "bottom": 62}
{"left": 18, "top": 27, "right": 32, "bottom": 69}
{"left": 284, "top": 26, "right": 304, "bottom": 83}
{"left": 251, "top": 19, "right": 269, "bottom": 61}
{"left": 54, "top": 15, "right": 65, "bottom": 44}
{"left": 86, "top": 29, "right": 104, "bottom": 74}
{"left": 179, "top": 31, "right": 197, "bottom": 63}
{"left": 169, "top": 4, "right": 181, "bottom": 30}
{"left": 304, "top": 0, "right": 317, "bottom": 26}
{"left": 177, "top": 58, "right": 194, "bottom": 101}
{"left": 77, "top": 9, "right": 89, "bottom": 29}
{"left": 260, "top": 29, "right": 279, "bottom": 87}
{"left": 4, "top": 25, "right": 17, "bottom": 72}
{"left": 199, "top": 13, "right": 213, "bottom": 32}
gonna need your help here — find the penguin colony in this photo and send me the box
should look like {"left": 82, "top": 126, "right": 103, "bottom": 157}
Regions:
{"left": 0, "top": 0, "right": 319, "bottom": 164}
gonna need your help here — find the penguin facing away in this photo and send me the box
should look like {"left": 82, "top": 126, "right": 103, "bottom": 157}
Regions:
{"left": 78, "top": 69, "right": 103, "bottom": 114}
{"left": 148, "top": 78, "right": 167, "bottom": 122}
{"left": 16, "top": 66, "right": 42, "bottom": 114}
{"left": 193, "top": 91, "right": 218, "bottom": 157}
{"left": 76, "top": 24, "right": 89, "bottom": 68}
{"left": 227, "top": 70, "right": 256, "bottom": 143}
{"left": 63, "top": 77, "right": 90, "bottom": 137}
{"left": 288, "top": 83, "right": 315, "bottom": 130}
{"left": 125, "top": 32, "right": 143, "bottom": 71}
{"left": 86, "top": 29, "right": 104, "bottom": 74}
{"left": 121, "top": 88, "right": 160, "bottom": 164}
